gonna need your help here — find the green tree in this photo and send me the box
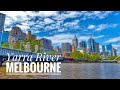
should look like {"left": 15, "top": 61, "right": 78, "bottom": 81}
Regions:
{"left": 46, "top": 50, "right": 57, "bottom": 55}
{"left": 23, "top": 38, "right": 31, "bottom": 43}
{"left": 1, "top": 42, "right": 9, "bottom": 48}
{"left": 22, "top": 38, "right": 42, "bottom": 53}
{"left": 72, "top": 50, "right": 83, "bottom": 59}
{"left": 13, "top": 41, "right": 24, "bottom": 50}
{"left": 90, "top": 53, "right": 102, "bottom": 61}
{"left": 30, "top": 40, "right": 41, "bottom": 53}
{"left": 83, "top": 52, "right": 91, "bottom": 61}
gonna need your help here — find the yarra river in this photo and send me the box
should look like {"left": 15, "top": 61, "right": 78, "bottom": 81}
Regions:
{"left": 0, "top": 63, "right": 120, "bottom": 79}
{"left": 31, "top": 63, "right": 120, "bottom": 79}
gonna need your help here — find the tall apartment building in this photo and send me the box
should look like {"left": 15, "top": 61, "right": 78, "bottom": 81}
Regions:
{"left": 40, "top": 38, "right": 53, "bottom": 52}
{"left": 61, "top": 42, "right": 71, "bottom": 52}
{"left": 0, "top": 13, "right": 5, "bottom": 32}
{"left": 26, "top": 30, "right": 36, "bottom": 40}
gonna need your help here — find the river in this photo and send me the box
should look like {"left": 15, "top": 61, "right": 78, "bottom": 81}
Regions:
{"left": 30, "top": 63, "right": 120, "bottom": 79}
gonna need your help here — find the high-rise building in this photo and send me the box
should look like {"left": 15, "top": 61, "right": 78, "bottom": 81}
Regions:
{"left": 72, "top": 35, "right": 78, "bottom": 49}
{"left": 88, "top": 37, "right": 95, "bottom": 54}
{"left": 54, "top": 46, "right": 62, "bottom": 54}
{"left": 61, "top": 42, "right": 71, "bottom": 52}
{"left": 101, "top": 45, "right": 108, "bottom": 57}
{"left": 0, "top": 13, "right": 6, "bottom": 46}
{"left": 0, "top": 13, "right": 5, "bottom": 32}
{"left": 9, "top": 26, "right": 26, "bottom": 41}
{"left": 101, "top": 51, "right": 109, "bottom": 58}
{"left": 102, "top": 45, "right": 106, "bottom": 52}
{"left": 112, "top": 48, "right": 117, "bottom": 56}
{"left": 26, "top": 30, "right": 36, "bottom": 40}
{"left": 79, "top": 41, "right": 87, "bottom": 52}
{"left": 106, "top": 43, "right": 113, "bottom": 56}
{"left": 94, "top": 42, "right": 100, "bottom": 53}
{"left": 40, "top": 38, "right": 53, "bottom": 51}
{"left": 0, "top": 31, "right": 9, "bottom": 46}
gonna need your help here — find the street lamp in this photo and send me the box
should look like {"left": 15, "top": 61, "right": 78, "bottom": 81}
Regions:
{"left": 20, "top": 41, "right": 25, "bottom": 50}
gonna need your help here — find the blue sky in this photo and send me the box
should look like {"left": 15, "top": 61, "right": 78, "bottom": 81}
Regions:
{"left": 0, "top": 11, "right": 120, "bottom": 55}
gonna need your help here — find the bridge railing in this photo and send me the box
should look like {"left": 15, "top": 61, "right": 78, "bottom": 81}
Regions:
{"left": 0, "top": 47, "right": 33, "bottom": 56}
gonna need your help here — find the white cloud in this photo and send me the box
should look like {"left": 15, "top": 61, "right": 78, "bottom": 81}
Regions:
{"left": 99, "top": 11, "right": 112, "bottom": 19}
{"left": 4, "top": 16, "right": 14, "bottom": 26}
{"left": 44, "top": 18, "right": 54, "bottom": 24}
{"left": 64, "top": 20, "right": 80, "bottom": 29}
{"left": 87, "top": 23, "right": 119, "bottom": 31}
{"left": 81, "top": 11, "right": 113, "bottom": 20}
{"left": 38, "top": 34, "right": 74, "bottom": 46}
{"left": 96, "top": 24, "right": 107, "bottom": 31}
{"left": 38, "top": 11, "right": 58, "bottom": 17}
{"left": 0, "top": 11, "right": 29, "bottom": 22}
{"left": 96, "top": 24, "right": 118, "bottom": 31}
{"left": 4, "top": 28, "right": 11, "bottom": 31}
{"left": 58, "top": 28, "right": 66, "bottom": 32}
{"left": 94, "top": 35, "right": 105, "bottom": 39}
{"left": 88, "top": 25, "right": 95, "bottom": 29}
{"left": 16, "top": 24, "right": 30, "bottom": 33}
{"left": 0, "top": 11, "right": 114, "bottom": 34}
{"left": 33, "top": 30, "right": 41, "bottom": 34}
{"left": 38, "top": 34, "right": 90, "bottom": 45}
{"left": 112, "top": 43, "right": 120, "bottom": 48}
{"left": 105, "top": 36, "right": 120, "bottom": 43}
{"left": 78, "top": 36, "right": 90, "bottom": 41}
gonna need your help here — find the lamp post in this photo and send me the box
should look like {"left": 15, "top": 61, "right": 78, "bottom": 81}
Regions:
{"left": 27, "top": 42, "right": 31, "bottom": 52}
{"left": 20, "top": 41, "right": 25, "bottom": 50}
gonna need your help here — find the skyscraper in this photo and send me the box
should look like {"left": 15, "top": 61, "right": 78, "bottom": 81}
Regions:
{"left": 0, "top": 31, "right": 9, "bottom": 46}
{"left": 79, "top": 41, "right": 87, "bottom": 52}
{"left": 40, "top": 38, "right": 53, "bottom": 51}
{"left": 106, "top": 43, "right": 113, "bottom": 56}
{"left": 102, "top": 45, "right": 106, "bottom": 52}
{"left": 0, "top": 13, "right": 6, "bottom": 46}
{"left": 54, "top": 46, "right": 62, "bottom": 54}
{"left": 0, "top": 13, "right": 5, "bottom": 31}
{"left": 72, "top": 35, "right": 78, "bottom": 49}
{"left": 94, "top": 42, "right": 100, "bottom": 53}
{"left": 9, "top": 26, "right": 26, "bottom": 41}
{"left": 101, "top": 45, "right": 109, "bottom": 57}
{"left": 88, "top": 37, "right": 95, "bottom": 54}
{"left": 112, "top": 48, "right": 117, "bottom": 56}
{"left": 61, "top": 42, "right": 71, "bottom": 52}
{"left": 26, "top": 30, "right": 36, "bottom": 40}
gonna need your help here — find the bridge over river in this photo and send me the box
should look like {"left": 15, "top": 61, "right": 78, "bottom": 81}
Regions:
{"left": 0, "top": 47, "right": 63, "bottom": 66}
{"left": 0, "top": 47, "right": 37, "bottom": 66}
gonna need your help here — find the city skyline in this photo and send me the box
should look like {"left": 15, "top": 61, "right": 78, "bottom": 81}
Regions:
{"left": 0, "top": 11, "right": 120, "bottom": 55}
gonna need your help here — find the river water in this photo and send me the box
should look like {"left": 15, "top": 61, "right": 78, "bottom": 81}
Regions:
{"left": 31, "top": 63, "right": 120, "bottom": 79}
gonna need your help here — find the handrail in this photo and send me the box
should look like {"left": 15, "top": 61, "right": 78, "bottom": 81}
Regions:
{"left": 114, "top": 56, "right": 120, "bottom": 60}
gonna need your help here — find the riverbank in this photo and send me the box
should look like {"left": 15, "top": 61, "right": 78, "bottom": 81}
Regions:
{"left": 62, "top": 60, "right": 118, "bottom": 63}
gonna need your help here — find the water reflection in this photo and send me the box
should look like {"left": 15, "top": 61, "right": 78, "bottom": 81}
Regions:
{"left": 32, "top": 63, "right": 120, "bottom": 79}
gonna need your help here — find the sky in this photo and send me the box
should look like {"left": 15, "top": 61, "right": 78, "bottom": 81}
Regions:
{"left": 0, "top": 11, "right": 120, "bottom": 55}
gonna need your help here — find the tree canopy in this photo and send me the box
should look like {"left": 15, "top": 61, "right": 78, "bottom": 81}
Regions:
{"left": 1, "top": 42, "right": 9, "bottom": 48}
{"left": 72, "top": 50, "right": 102, "bottom": 61}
